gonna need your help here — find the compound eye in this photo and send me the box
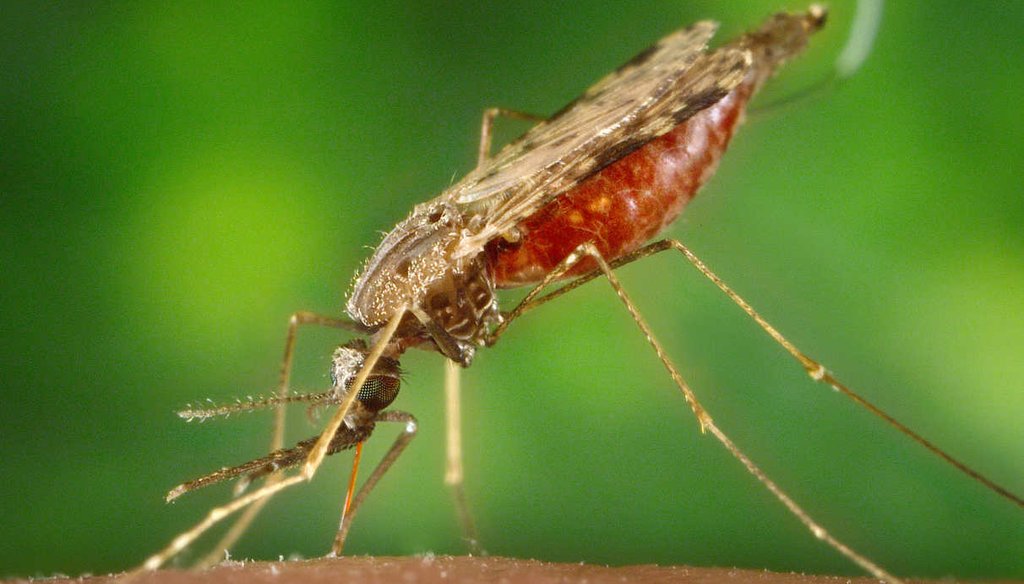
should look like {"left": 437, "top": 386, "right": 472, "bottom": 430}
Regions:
{"left": 356, "top": 375, "right": 401, "bottom": 412}
{"left": 331, "top": 340, "right": 403, "bottom": 412}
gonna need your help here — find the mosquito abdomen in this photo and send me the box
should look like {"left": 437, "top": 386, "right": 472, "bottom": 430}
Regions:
{"left": 487, "top": 79, "right": 751, "bottom": 287}
{"left": 487, "top": 7, "right": 825, "bottom": 288}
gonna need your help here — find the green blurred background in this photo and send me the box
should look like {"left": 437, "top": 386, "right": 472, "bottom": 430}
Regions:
{"left": 2, "top": 1, "right": 1022, "bottom": 580}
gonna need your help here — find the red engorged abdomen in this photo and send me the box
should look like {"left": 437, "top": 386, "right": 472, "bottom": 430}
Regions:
{"left": 487, "top": 79, "right": 755, "bottom": 288}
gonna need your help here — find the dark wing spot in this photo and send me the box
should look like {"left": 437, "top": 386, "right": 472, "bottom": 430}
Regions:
{"left": 671, "top": 87, "right": 731, "bottom": 124}
{"left": 583, "top": 126, "right": 657, "bottom": 178}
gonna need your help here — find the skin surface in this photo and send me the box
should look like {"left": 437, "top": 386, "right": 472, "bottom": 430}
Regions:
{"left": 3, "top": 557, "right": 980, "bottom": 584}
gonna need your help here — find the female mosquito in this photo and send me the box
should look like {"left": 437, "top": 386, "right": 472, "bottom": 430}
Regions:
{"left": 140, "top": 6, "right": 1022, "bottom": 582}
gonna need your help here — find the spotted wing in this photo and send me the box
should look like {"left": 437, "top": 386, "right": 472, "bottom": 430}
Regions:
{"left": 443, "top": 20, "right": 752, "bottom": 257}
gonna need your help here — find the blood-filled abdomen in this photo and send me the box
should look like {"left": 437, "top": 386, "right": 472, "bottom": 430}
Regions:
{"left": 487, "top": 79, "right": 755, "bottom": 288}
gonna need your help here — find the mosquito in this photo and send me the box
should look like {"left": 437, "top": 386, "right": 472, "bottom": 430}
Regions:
{"left": 140, "top": 5, "right": 1022, "bottom": 582}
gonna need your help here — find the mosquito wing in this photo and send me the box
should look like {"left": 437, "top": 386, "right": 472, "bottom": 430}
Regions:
{"left": 441, "top": 20, "right": 752, "bottom": 257}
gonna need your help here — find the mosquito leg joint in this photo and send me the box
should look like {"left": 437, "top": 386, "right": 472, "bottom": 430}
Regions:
{"left": 694, "top": 407, "right": 714, "bottom": 435}
{"left": 807, "top": 362, "right": 828, "bottom": 382}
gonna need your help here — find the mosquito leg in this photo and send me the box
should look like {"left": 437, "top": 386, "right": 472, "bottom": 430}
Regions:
{"left": 493, "top": 239, "right": 1024, "bottom": 509}
{"left": 193, "top": 311, "right": 363, "bottom": 568}
{"left": 139, "top": 308, "right": 405, "bottom": 572}
{"left": 529, "top": 239, "right": 1024, "bottom": 509}
{"left": 680, "top": 240, "right": 1024, "bottom": 506}
{"left": 492, "top": 242, "right": 902, "bottom": 583}
{"left": 485, "top": 245, "right": 601, "bottom": 346}
{"left": 269, "top": 312, "right": 364, "bottom": 449}
{"left": 477, "top": 107, "right": 547, "bottom": 166}
{"left": 406, "top": 306, "right": 482, "bottom": 551}
{"left": 486, "top": 242, "right": 677, "bottom": 334}
{"left": 657, "top": 239, "right": 1024, "bottom": 508}
{"left": 443, "top": 358, "right": 482, "bottom": 553}
{"left": 331, "top": 410, "right": 419, "bottom": 555}
{"left": 410, "top": 305, "right": 474, "bottom": 366}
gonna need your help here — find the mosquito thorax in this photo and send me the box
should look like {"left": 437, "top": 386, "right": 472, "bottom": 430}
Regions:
{"left": 346, "top": 200, "right": 500, "bottom": 365}
{"left": 330, "top": 340, "right": 402, "bottom": 422}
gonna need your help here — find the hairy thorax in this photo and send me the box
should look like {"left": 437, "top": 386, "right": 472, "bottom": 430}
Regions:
{"left": 346, "top": 201, "right": 500, "bottom": 364}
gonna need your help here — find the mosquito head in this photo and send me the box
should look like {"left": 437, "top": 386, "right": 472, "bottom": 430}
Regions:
{"left": 330, "top": 339, "right": 403, "bottom": 414}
